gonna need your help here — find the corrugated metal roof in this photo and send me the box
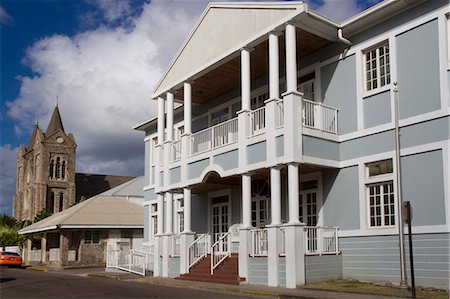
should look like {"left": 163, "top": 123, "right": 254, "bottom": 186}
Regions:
{"left": 19, "top": 195, "right": 143, "bottom": 235}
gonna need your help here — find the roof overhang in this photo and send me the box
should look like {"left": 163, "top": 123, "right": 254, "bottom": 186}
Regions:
{"left": 60, "top": 225, "right": 143, "bottom": 229}
{"left": 18, "top": 225, "right": 58, "bottom": 235}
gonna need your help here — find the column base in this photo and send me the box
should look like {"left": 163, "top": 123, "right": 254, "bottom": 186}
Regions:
{"left": 283, "top": 222, "right": 305, "bottom": 289}
{"left": 180, "top": 231, "right": 196, "bottom": 274}
{"left": 238, "top": 227, "right": 252, "bottom": 280}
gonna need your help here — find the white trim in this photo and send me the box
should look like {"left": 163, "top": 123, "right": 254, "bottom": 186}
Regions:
{"left": 19, "top": 225, "right": 58, "bottom": 235}
{"left": 299, "top": 172, "right": 323, "bottom": 227}
{"left": 339, "top": 225, "right": 449, "bottom": 237}
{"left": 208, "top": 189, "right": 232, "bottom": 237}
{"left": 60, "top": 225, "right": 143, "bottom": 229}
{"left": 439, "top": 13, "right": 450, "bottom": 108}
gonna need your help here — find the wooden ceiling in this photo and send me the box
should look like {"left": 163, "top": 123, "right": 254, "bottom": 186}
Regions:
{"left": 173, "top": 28, "right": 332, "bottom": 104}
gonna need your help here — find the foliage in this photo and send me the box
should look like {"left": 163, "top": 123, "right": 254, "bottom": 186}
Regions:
{"left": 0, "top": 214, "right": 27, "bottom": 251}
{"left": 34, "top": 209, "right": 52, "bottom": 222}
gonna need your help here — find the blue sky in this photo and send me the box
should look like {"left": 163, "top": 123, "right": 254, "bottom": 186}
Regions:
{"left": 0, "top": 0, "right": 381, "bottom": 216}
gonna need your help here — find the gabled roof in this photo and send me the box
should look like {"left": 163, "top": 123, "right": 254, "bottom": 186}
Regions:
{"left": 18, "top": 195, "right": 144, "bottom": 235}
{"left": 100, "top": 176, "right": 144, "bottom": 197}
{"left": 152, "top": 1, "right": 308, "bottom": 98}
{"left": 45, "top": 105, "right": 65, "bottom": 136}
{"left": 75, "top": 173, "right": 135, "bottom": 202}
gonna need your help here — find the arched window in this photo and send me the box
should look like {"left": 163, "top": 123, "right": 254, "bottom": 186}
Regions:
{"left": 62, "top": 161, "right": 66, "bottom": 180}
{"left": 49, "top": 159, "right": 54, "bottom": 179}
{"left": 48, "top": 192, "right": 55, "bottom": 214}
{"left": 59, "top": 193, "right": 64, "bottom": 212}
{"left": 56, "top": 157, "right": 61, "bottom": 179}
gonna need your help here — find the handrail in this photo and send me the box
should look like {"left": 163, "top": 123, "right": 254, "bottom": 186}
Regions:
{"left": 190, "top": 117, "right": 238, "bottom": 155}
{"left": 249, "top": 106, "right": 266, "bottom": 137}
{"left": 302, "top": 99, "right": 338, "bottom": 134}
{"left": 211, "top": 232, "right": 231, "bottom": 274}
{"left": 188, "top": 234, "right": 209, "bottom": 269}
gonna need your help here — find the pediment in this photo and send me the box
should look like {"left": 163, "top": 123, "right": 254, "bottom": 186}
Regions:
{"left": 153, "top": 2, "right": 306, "bottom": 97}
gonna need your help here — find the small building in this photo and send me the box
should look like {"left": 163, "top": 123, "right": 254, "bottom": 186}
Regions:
{"left": 18, "top": 178, "right": 144, "bottom": 269}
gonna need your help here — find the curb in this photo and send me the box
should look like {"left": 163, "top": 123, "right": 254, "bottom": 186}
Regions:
{"left": 26, "top": 267, "right": 49, "bottom": 272}
{"left": 87, "top": 273, "right": 122, "bottom": 280}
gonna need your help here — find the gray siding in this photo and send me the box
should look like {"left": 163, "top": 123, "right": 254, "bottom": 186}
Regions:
{"left": 363, "top": 90, "right": 391, "bottom": 129}
{"left": 144, "top": 142, "right": 150, "bottom": 185}
{"left": 188, "top": 158, "right": 209, "bottom": 180}
{"left": 231, "top": 187, "right": 241, "bottom": 225}
{"left": 321, "top": 54, "right": 357, "bottom": 134}
{"left": 340, "top": 233, "right": 450, "bottom": 289}
{"left": 400, "top": 117, "right": 449, "bottom": 149}
{"left": 151, "top": 166, "right": 155, "bottom": 185}
{"left": 396, "top": 19, "right": 441, "bottom": 119}
{"left": 192, "top": 194, "right": 208, "bottom": 234}
{"left": 247, "top": 141, "right": 266, "bottom": 164}
{"left": 213, "top": 150, "right": 238, "bottom": 171}
{"left": 278, "top": 256, "right": 286, "bottom": 287}
{"left": 169, "top": 166, "right": 181, "bottom": 185}
{"left": 322, "top": 167, "right": 360, "bottom": 230}
{"left": 144, "top": 205, "right": 149, "bottom": 242}
{"left": 248, "top": 257, "right": 268, "bottom": 285}
{"left": 144, "top": 188, "right": 156, "bottom": 202}
{"left": 168, "top": 257, "right": 180, "bottom": 278}
{"left": 305, "top": 255, "right": 343, "bottom": 284}
{"left": 303, "top": 136, "right": 339, "bottom": 161}
{"left": 401, "top": 149, "right": 446, "bottom": 226}
{"left": 276, "top": 135, "right": 284, "bottom": 157}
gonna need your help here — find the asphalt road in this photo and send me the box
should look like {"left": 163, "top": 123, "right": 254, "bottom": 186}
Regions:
{"left": 0, "top": 267, "right": 262, "bottom": 299}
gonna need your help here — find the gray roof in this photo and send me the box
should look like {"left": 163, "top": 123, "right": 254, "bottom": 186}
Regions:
{"left": 19, "top": 195, "right": 143, "bottom": 235}
{"left": 100, "top": 176, "right": 144, "bottom": 197}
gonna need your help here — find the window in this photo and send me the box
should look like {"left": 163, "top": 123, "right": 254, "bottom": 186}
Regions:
{"left": 48, "top": 192, "right": 55, "bottom": 214}
{"left": 56, "top": 157, "right": 61, "bottom": 179}
{"left": 251, "top": 197, "right": 270, "bottom": 228}
{"left": 151, "top": 137, "right": 158, "bottom": 165}
{"left": 210, "top": 107, "right": 229, "bottom": 126}
{"left": 59, "top": 193, "right": 64, "bottom": 212}
{"left": 49, "top": 160, "right": 54, "bottom": 179}
{"left": 366, "top": 159, "right": 395, "bottom": 228}
{"left": 62, "top": 161, "right": 66, "bottom": 179}
{"left": 151, "top": 203, "right": 158, "bottom": 236}
{"left": 177, "top": 198, "right": 184, "bottom": 233}
{"left": 364, "top": 42, "right": 390, "bottom": 91}
{"left": 251, "top": 91, "right": 269, "bottom": 110}
{"left": 84, "top": 230, "right": 100, "bottom": 244}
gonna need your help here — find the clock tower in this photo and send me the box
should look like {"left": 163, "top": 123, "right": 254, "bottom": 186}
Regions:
{"left": 13, "top": 104, "right": 77, "bottom": 221}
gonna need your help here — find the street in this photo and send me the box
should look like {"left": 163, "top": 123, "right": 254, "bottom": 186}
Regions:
{"left": 0, "top": 267, "right": 262, "bottom": 299}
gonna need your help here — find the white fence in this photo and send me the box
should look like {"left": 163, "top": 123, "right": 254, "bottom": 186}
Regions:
{"left": 29, "top": 250, "right": 41, "bottom": 262}
{"left": 106, "top": 242, "right": 154, "bottom": 276}
{"left": 48, "top": 248, "right": 60, "bottom": 261}
{"left": 249, "top": 107, "right": 266, "bottom": 137}
{"left": 190, "top": 118, "right": 238, "bottom": 155}
{"left": 251, "top": 226, "right": 339, "bottom": 257}
{"left": 302, "top": 99, "right": 338, "bottom": 134}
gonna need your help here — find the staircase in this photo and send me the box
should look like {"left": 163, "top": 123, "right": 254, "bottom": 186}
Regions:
{"left": 177, "top": 253, "right": 241, "bottom": 285}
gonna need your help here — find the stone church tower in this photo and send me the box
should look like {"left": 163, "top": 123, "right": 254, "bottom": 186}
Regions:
{"left": 13, "top": 104, "right": 77, "bottom": 221}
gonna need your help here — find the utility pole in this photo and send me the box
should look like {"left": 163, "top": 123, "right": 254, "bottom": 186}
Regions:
{"left": 393, "top": 82, "right": 408, "bottom": 287}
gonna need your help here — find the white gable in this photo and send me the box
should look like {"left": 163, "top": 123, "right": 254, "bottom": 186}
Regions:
{"left": 153, "top": 2, "right": 306, "bottom": 97}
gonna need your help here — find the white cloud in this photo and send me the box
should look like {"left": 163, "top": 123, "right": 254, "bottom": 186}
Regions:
{"left": 0, "top": 5, "right": 14, "bottom": 26}
{"left": 309, "top": 0, "right": 361, "bottom": 22}
{"left": 0, "top": 145, "right": 18, "bottom": 215}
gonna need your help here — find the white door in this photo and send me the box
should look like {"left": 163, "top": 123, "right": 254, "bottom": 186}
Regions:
{"left": 211, "top": 196, "right": 229, "bottom": 243}
{"left": 299, "top": 190, "right": 318, "bottom": 227}
{"left": 251, "top": 196, "right": 270, "bottom": 228}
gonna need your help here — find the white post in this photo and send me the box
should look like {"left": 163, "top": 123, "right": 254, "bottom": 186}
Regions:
{"left": 239, "top": 173, "right": 252, "bottom": 280}
{"left": 241, "top": 48, "right": 251, "bottom": 111}
{"left": 166, "top": 92, "right": 174, "bottom": 142}
{"left": 285, "top": 23, "right": 298, "bottom": 94}
{"left": 183, "top": 188, "right": 192, "bottom": 233}
{"left": 157, "top": 97, "right": 165, "bottom": 144}
{"left": 153, "top": 193, "right": 164, "bottom": 277}
{"left": 41, "top": 233, "right": 47, "bottom": 262}
{"left": 162, "top": 192, "right": 173, "bottom": 278}
{"left": 165, "top": 192, "right": 173, "bottom": 235}
{"left": 184, "top": 83, "right": 192, "bottom": 135}
{"left": 288, "top": 163, "right": 300, "bottom": 224}
{"left": 268, "top": 166, "right": 282, "bottom": 286}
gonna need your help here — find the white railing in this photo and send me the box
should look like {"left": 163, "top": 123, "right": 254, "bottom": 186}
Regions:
{"left": 275, "top": 100, "right": 284, "bottom": 128}
{"left": 249, "top": 107, "right": 266, "bottom": 137}
{"left": 159, "top": 146, "right": 164, "bottom": 167}
{"left": 170, "top": 234, "right": 181, "bottom": 257}
{"left": 211, "top": 232, "right": 231, "bottom": 274}
{"left": 302, "top": 99, "right": 338, "bottom": 134}
{"left": 48, "top": 248, "right": 60, "bottom": 261}
{"left": 304, "top": 226, "right": 339, "bottom": 255}
{"left": 250, "top": 228, "right": 268, "bottom": 257}
{"left": 279, "top": 227, "right": 286, "bottom": 256}
{"left": 171, "top": 140, "right": 181, "bottom": 162}
{"left": 106, "top": 242, "right": 154, "bottom": 276}
{"left": 29, "top": 250, "right": 41, "bottom": 262}
{"left": 190, "top": 117, "right": 238, "bottom": 155}
{"left": 188, "top": 234, "right": 210, "bottom": 269}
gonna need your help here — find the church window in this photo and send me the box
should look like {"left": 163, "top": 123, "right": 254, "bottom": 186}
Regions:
{"left": 56, "top": 157, "right": 61, "bottom": 179}
{"left": 62, "top": 161, "right": 66, "bottom": 180}
{"left": 48, "top": 192, "right": 55, "bottom": 214}
{"left": 49, "top": 159, "right": 54, "bottom": 179}
{"left": 59, "top": 193, "right": 64, "bottom": 212}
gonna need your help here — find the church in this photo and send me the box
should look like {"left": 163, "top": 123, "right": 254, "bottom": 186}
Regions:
{"left": 13, "top": 103, "right": 133, "bottom": 221}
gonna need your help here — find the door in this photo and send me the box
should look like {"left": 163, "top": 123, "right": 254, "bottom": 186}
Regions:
{"left": 300, "top": 189, "right": 319, "bottom": 252}
{"left": 211, "top": 195, "right": 230, "bottom": 243}
{"left": 251, "top": 196, "right": 270, "bottom": 228}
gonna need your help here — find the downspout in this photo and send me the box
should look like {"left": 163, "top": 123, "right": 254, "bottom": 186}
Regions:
{"left": 338, "top": 28, "right": 352, "bottom": 45}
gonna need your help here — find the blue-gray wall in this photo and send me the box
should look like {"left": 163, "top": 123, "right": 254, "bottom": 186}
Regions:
{"left": 303, "top": 136, "right": 339, "bottom": 161}
{"left": 247, "top": 141, "right": 266, "bottom": 164}
{"left": 214, "top": 150, "right": 238, "bottom": 171}
{"left": 305, "top": 255, "right": 343, "bottom": 284}
{"left": 396, "top": 19, "right": 441, "bottom": 119}
{"left": 144, "top": 142, "right": 150, "bottom": 185}
{"left": 363, "top": 90, "right": 391, "bottom": 129}
{"left": 192, "top": 194, "right": 208, "bottom": 234}
{"left": 168, "top": 257, "right": 180, "bottom": 278}
{"left": 248, "top": 257, "right": 268, "bottom": 285}
{"left": 144, "top": 205, "right": 149, "bottom": 242}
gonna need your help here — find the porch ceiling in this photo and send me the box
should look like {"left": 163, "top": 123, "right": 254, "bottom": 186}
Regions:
{"left": 173, "top": 28, "right": 331, "bottom": 105}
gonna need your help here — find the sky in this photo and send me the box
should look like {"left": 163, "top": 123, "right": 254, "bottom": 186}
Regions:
{"left": 0, "top": 0, "right": 382, "bottom": 216}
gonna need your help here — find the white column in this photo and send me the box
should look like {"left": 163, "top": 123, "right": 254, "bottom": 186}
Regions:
{"left": 183, "top": 188, "right": 191, "bottom": 233}
{"left": 162, "top": 192, "right": 173, "bottom": 278}
{"left": 166, "top": 92, "right": 174, "bottom": 142}
{"left": 184, "top": 82, "right": 192, "bottom": 135}
{"left": 157, "top": 194, "right": 164, "bottom": 235}
{"left": 242, "top": 173, "right": 252, "bottom": 228}
{"left": 269, "top": 32, "right": 280, "bottom": 100}
{"left": 288, "top": 163, "right": 300, "bottom": 224}
{"left": 153, "top": 193, "right": 164, "bottom": 277}
{"left": 241, "top": 48, "right": 251, "bottom": 111}
{"left": 267, "top": 166, "right": 282, "bottom": 286}
{"left": 157, "top": 97, "right": 165, "bottom": 144}
{"left": 41, "top": 233, "right": 47, "bottom": 262}
{"left": 285, "top": 23, "right": 298, "bottom": 94}
{"left": 165, "top": 192, "right": 173, "bottom": 234}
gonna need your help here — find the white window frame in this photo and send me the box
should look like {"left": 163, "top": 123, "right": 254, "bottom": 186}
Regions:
{"left": 363, "top": 41, "right": 391, "bottom": 94}
{"left": 365, "top": 159, "right": 396, "bottom": 229}
{"left": 446, "top": 13, "right": 450, "bottom": 67}
{"left": 251, "top": 196, "right": 270, "bottom": 228}
{"left": 150, "top": 203, "right": 158, "bottom": 237}
{"left": 150, "top": 136, "right": 158, "bottom": 166}
{"left": 176, "top": 198, "right": 184, "bottom": 234}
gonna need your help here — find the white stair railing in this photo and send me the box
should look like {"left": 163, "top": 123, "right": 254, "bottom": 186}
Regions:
{"left": 211, "top": 232, "right": 231, "bottom": 274}
{"left": 250, "top": 228, "right": 268, "bottom": 256}
{"left": 188, "top": 234, "right": 210, "bottom": 269}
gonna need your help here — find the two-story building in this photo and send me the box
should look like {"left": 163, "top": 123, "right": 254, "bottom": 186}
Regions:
{"left": 134, "top": 0, "right": 449, "bottom": 289}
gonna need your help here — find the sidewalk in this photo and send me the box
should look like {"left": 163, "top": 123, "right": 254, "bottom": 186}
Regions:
{"left": 55, "top": 267, "right": 405, "bottom": 299}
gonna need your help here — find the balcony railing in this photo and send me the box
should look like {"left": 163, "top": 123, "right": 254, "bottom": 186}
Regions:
{"left": 171, "top": 140, "right": 181, "bottom": 162}
{"left": 190, "top": 117, "right": 238, "bottom": 155}
{"left": 302, "top": 99, "right": 338, "bottom": 134}
{"left": 249, "top": 107, "right": 266, "bottom": 137}
{"left": 252, "top": 226, "right": 339, "bottom": 257}
{"left": 275, "top": 100, "right": 284, "bottom": 128}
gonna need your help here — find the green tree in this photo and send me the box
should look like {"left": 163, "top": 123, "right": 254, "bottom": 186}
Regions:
{"left": 34, "top": 209, "right": 51, "bottom": 222}
{"left": 0, "top": 214, "right": 27, "bottom": 251}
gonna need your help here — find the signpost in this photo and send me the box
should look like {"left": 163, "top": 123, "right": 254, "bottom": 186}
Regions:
{"left": 402, "top": 201, "right": 416, "bottom": 298}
